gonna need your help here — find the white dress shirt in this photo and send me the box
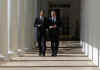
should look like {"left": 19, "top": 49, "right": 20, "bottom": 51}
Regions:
{"left": 52, "top": 17, "right": 56, "bottom": 22}
{"left": 40, "top": 16, "right": 44, "bottom": 21}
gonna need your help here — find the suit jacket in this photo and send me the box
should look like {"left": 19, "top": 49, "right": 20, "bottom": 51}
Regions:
{"left": 34, "top": 17, "right": 47, "bottom": 37}
{"left": 47, "top": 17, "right": 62, "bottom": 39}
{"left": 47, "top": 17, "right": 61, "bottom": 32}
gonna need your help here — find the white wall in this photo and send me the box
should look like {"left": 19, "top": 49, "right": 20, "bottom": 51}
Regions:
{"left": 81, "top": 0, "right": 100, "bottom": 48}
{"left": 80, "top": 0, "right": 100, "bottom": 67}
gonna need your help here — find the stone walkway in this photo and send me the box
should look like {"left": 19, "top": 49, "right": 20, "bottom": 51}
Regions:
{"left": 0, "top": 41, "right": 99, "bottom": 70}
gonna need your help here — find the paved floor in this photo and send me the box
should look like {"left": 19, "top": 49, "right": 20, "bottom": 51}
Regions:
{"left": 0, "top": 41, "right": 99, "bottom": 70}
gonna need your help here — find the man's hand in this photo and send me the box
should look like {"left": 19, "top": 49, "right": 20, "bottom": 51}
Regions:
{"left": 38, "top": 24, "right": 41, "bottom": 27}
{"left": 49, "top": 26, "right": 53, "bottom": 29}
{"left": 49, "top": 24, "right": 56, "bottom": 29}
{"left": 53, "top": 24, "right": 56, "bottom": 28}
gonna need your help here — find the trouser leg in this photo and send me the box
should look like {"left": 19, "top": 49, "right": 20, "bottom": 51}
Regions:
{"left": 41, "top": 37, "right": 46, "bottom": 56}
{"left": 55, "top": 40, "right": 59, "bottom": 55}
{"left": 37, "top": 32, "right": 42, "bottom": 56}
{"left": 38, "top": 40, "right": 42, "bottom": 56}
{"left": 51, "top": 41, "right": 55, "bottom": 56}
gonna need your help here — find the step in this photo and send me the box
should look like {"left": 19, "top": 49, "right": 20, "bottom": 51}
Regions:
{"left": 27, "top": 52, "right": 83, "bottom": 54}
{"left": 35, "top": 41, "right": 81, "bottom": 47}
{"left": 22, "top": 54, "right": 86, "bottom": 57}
{"left": 31, "top": 47, "right": 82, "bottom": 51}
{"left": 26, "top": 48, "right": 83, "bottom": 54}
{"left": 11, "top": 57, "right": 90, "bottom": 61}
{"left": 34, "top": 46, "right": 81, "bottom": 48}
{"left": 44, "top": 45, "right": 81, "bottom": 47}
{"left": 34, "top": 47, "right": 82, "bottom": 50}
{"left": 33, "top": 48, "right": 82, "bottom": 51}
{"left": 0, "top": 67, "right": 99, "bottom": 70}
{"left": 0, "top": 61, "right": 96, "bottom": 67}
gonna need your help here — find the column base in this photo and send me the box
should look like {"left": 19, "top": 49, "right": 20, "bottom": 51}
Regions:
{"left": 0, "top": 54, "right": 9, "bottom": 61}
{"left": 8, "top": 50, "right": 18, "bottom": 60}
{"left": 17, "top": 49, "right": 24, "bottom": 57}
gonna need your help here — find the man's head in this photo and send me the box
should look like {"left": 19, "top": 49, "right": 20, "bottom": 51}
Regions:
{"left": 51, "top": 10, "right": 56, "bottom": 17}
{"left": 40, "top": 10, "right": 45, "bottom": 16}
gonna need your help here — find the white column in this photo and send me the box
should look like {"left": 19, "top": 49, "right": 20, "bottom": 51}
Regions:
{"left": 24, "top": 0, "right": 38, "bottom": 52}
{"left": 32, "top": 0, "right": 38, "bottom": 48}
{"left": 8, "top": 0, "right": 18, "bottom": 56}
{"left": 0, "top": 0, "right": 8, "bottom": 59}
{"left": 17, "top": 0, "right": 25, "bottom": 56}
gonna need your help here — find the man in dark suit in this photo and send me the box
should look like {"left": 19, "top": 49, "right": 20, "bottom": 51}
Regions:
{"left": 34, "top": 10, "right": 47, "bottom": 56}
{"left": 47, "top": 10, "right": 62, "bottom": 56}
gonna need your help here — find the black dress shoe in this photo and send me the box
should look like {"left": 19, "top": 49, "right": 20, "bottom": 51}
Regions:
{"left": 52, "top": 54, "right": 57, "bottom": 56}
{"left": 52, "top": 54, "right": 55, "bottom": 56}
{"left": 55, "top": 54, "right": 57, "bottom": 56}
